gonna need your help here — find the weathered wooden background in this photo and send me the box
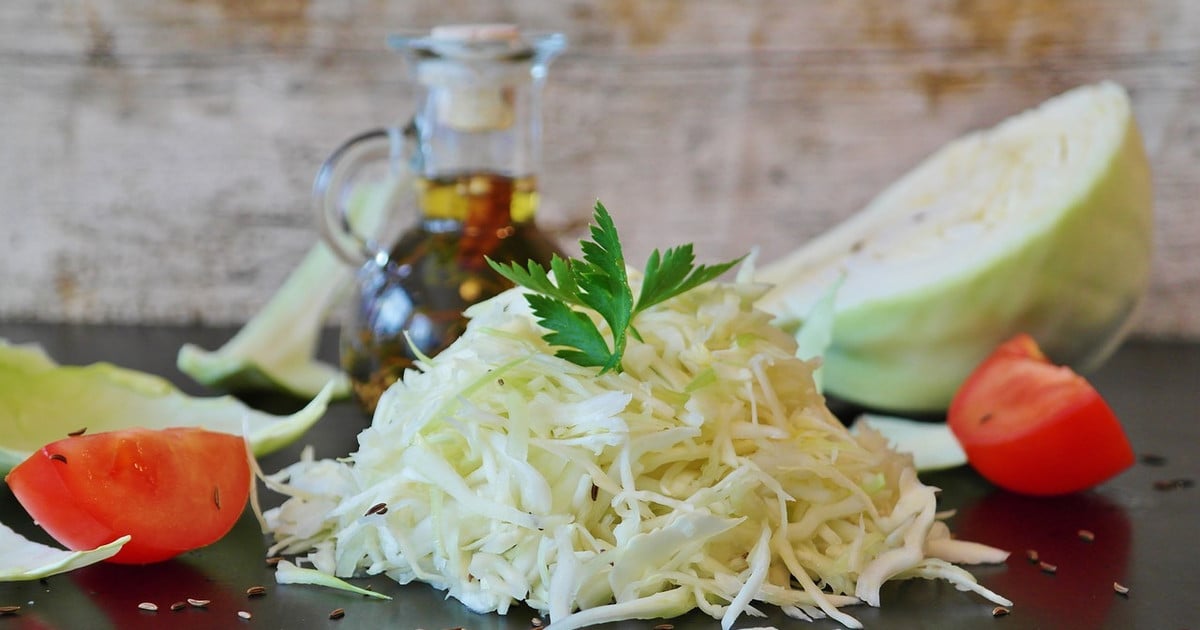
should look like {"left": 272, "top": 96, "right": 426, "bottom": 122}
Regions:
{"left": 2, "top": 0, "right": 1197, "bottom": 338}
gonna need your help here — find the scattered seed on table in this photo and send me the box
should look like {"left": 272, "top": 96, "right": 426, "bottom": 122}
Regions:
{"left": 1039, "top": 561, "right": 1058, "bottom": 575}
{"left": 1025, "top": 549, "right": 1039, "bottom": 563}
{"left": 0, "top": 606, "right": 20, "bottom": 615}
{"left": 68, "top": 427, "right": 87, "bottom": 437}
{"left": 1077, "top": 529, "right": 1095, "bottom": 542}
{"left": 654, "top": 624, "right": 676, "bottom": 630}
{"left": 138, "top": 602, "right": 158, "bottom": 612}
{"left": 245, "top": 585, "right": 267, "bottom": 597}
{"left": 1154, "top": 478, "right": 1195, "bottom": 491}
{"left": 530, "top": 616, "right": 544, "bottom": 627}
{"left": 265, "top": 556, "right": 283, "bottom": 566}
{"left": 329, "top": 608, "right": 345, "bottom": 620}
{"left": 170, "top": 601, "right": 187, "bottom": 612}
{"left": 1113, "top": 581, "right": 1130, "bottom": 596}
{"left": 238, "top": 610, "right": 252, "bottom": 620}
{"left": 992, "top": 606, "right": 1011, "bottom": 617}
{"left": 187, "top": 598, "right": 211, "bottom": 608}
{"left": 1139, "top": 453, "right": 1167, "bottom": 466}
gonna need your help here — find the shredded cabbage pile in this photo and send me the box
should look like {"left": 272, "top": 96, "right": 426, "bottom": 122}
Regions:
{"left": 263, "top": 277, "right": 1009, "bottom": 629}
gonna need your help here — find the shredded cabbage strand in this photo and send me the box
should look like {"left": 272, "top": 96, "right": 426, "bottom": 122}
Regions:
{"left": 264, "top": 277, "right": 1009, "bottom": 629}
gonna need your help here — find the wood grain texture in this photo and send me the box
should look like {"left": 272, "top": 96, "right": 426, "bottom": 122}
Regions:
{"left": 1, "top": 0, "right": 1197, "bottom": 337}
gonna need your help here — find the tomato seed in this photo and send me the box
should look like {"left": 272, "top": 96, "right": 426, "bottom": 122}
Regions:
{"left": 329, "top": 608, "right": 346, "bottom": 620}
{"left": 992, "top": 606, "right": 1011, "bottom": 617}
{"left": 138, "top": 602, "right": 158, "bottom": 612}
{"left": 238, "top": 610, "right": 252, "bottom": 620}
{"left": 0, "top": 606, "right": 20, "bottom": 615}
{"left": 245, "top": 585, "right": 267, "bottom": 597}
{"left": 1039, "top": 561, "right": 1058, "bottom": 574}
{"left": 654, "top": 625, "right": 676, "bottom": 630}
{"left": 1077, "top": 529, "right": 1095, "bottom": 542}
{"left": 1114, "top": 581, "right": 1130, "bottom": 596}
{"left": 68, "top": 427, "right": 87, "bottom": 437}
{"left": 170, "top": 601, "right": 187, "bottom": 612}
{"left": 49, "top": 453, "right": 67, "bottom": 464}
{"left": 213, "top": 486, "right": 222, "bottom": 510}
{"left": 187, "top": 598, "right": 211, "bottom": 608}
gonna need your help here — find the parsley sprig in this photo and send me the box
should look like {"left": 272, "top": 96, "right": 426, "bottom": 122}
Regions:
{"left": 488, "top": 201, "right": 743, "bottom": 373}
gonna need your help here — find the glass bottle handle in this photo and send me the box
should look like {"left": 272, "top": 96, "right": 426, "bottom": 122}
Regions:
{"left": 313, "top": 122, "right": 417, "bottom": 266}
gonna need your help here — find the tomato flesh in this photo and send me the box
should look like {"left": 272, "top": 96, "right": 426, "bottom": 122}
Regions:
{"left": 948, "top": 334, "right": 1134, "bottom": 496}
{"left": 4, "top": 427, "right": 251, "bottom": 564}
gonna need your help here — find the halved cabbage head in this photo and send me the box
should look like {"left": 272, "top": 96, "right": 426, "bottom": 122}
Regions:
{"left": 0, "top": 339, "right": 333, "bottom": 473}
{"left": 758, "top": 82, "right": 1154, "bottom": 413}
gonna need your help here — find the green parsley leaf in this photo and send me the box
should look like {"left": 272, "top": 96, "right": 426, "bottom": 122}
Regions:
{"left": 488, "top": 201, "right": 742, "bottom": 373}
{"left": 637, "top": 244, "right": 743, "bottom": 314}
{"left": 524, "top": 294, "right": 614, "bottom": 370}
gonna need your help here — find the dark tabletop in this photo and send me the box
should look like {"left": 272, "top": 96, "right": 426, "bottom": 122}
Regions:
{"left": 0, "top": 323, "right": 1197, "bottom": 630}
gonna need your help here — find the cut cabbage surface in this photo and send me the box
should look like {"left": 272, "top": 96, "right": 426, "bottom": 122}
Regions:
{"left": 758, "top": 82, "right": 1154, "bottom": 413}
{"left": 0, "top": 340, "right": 334, "bottom": 473}
{"left": 264, "top": 277, "right": 1008, "bottom": 629}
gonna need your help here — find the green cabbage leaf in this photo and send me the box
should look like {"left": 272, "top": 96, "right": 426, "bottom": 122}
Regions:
{"left": 0, "top": 340, "right": 333, "bottom": 473}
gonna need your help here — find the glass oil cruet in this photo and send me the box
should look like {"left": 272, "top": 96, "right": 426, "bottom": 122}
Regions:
{"left": 315, "top": 24, "right": 566, "bottom": 413}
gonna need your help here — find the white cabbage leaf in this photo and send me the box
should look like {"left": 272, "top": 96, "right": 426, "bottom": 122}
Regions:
{"left": 850, "top": 415, "right": 968, "bottom": 472}
{"left": 0, "top": 522, "right": 128, "bottom": 582}
{"left": 177, "top": 180, "right": 402, "bottom": 399}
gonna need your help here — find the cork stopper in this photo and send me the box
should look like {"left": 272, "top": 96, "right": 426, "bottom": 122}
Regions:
{"left": 429, "top": 23, "right": 521, "bottom": 43}
{"left": 419, "top": 24, "right": 528, "bottom": 132}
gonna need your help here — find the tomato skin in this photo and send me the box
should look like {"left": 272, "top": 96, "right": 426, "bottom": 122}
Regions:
{"left": 4, "top": 427, "right": 251, "bottom": 564}
{"left": 948, "top": 334, "right": 1134, "bottom": 496}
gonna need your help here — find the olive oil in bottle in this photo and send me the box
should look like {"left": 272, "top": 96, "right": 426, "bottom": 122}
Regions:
{"left": 341, "top": 172, "right": 561, "bottom": 413}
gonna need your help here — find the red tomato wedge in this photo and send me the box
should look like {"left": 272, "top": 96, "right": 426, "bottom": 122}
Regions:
{"left": 4, "top": 427, "right": 251, "bottom": 564}
{"left": 948, "top": 334, "right": 1135, "bottom": 496}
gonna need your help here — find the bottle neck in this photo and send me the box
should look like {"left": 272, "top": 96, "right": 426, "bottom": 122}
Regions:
{"left": 411, "top": 80, "right": 546, "bottom": 180}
